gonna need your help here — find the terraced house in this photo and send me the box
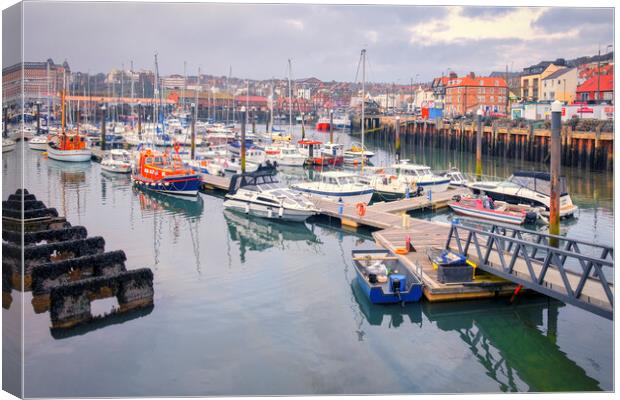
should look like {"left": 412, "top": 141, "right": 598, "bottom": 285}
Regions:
{"left": 444, "top": 73, "right": 508, "bottom": 116}
{"left": 519, "top": 59, "right": 566, "bottom": 101}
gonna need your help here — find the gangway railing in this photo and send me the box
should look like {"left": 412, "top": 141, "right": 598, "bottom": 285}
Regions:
{"left": 445, "top": 222, "right": 614, "bottom": 320}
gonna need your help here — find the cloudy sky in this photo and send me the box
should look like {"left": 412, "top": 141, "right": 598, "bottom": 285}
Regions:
{"left": 12, "top": 1, "right": 615, "bottom": 82}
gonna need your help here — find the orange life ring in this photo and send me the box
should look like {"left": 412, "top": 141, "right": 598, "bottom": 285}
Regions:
{"left": 356, "top": 202, "right": 366, "bottom": 217}
{"left": 395, "top": 247, "right": 409, "bottom": 255}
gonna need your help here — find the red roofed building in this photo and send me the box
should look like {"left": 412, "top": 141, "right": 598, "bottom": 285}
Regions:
{"left": 576, "top": 74, "right": 614, "bottom": 103}
{"left": 444, "top": 74, "right": 508, "bottom": 116}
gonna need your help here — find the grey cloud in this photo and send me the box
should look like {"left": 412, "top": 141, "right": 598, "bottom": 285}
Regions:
{"left": 20, "top": 2, "right": 613, "bottom": 83}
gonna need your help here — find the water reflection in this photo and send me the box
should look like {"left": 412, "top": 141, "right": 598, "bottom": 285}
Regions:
{"left": 223, "top": 209, "right": 322, "bottom": 262}
{"left": 350, "top": 288, "right": 602, "bottom": 392}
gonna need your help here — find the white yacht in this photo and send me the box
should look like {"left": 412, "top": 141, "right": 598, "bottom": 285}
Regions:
{"left": 224, "top": 167, "right": 318, "bottom": 222}
{"left": 343, "top": 142, "right": 375, "bottom": 164}
{"left": 265, "top": 145, "right": 306, "bottom": 167}
{"left": 392, "top": 161, "right": 450, "bottom": 193}
{"left": 101, "top": 149, "right": 132, "bottom": 174}
{"left": 358, "top": 169, "right": 419, "bottom": 201}
{"left": 2, "top": 138, "right": 16, "bottom": 153}
{"left": 28, "top": 135, "right": 49, "bottom": 151}
{"left": 440, "top": 168, "right": 468, "bottom": 187}
{"left": 291, "top": 171, "right": 374, "bottom": 205}
{"left": 468, "top": 171, "right": 578, "bottom": 218}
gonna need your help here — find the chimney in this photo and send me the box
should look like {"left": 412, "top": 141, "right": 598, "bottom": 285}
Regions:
{"left": 469, "top": 72, "right": 476, "bottom": 79}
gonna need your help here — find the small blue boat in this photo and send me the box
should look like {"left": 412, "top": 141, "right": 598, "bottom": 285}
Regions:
{"left": 352, "top": 248, "right": 423, "bottom": 305}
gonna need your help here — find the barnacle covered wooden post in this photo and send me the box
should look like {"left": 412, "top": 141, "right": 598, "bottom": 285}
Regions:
{"left": 549, "top": 100, "right": 562, "bottom": 246}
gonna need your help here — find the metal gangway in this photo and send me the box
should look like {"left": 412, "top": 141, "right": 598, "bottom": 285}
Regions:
{"left": 445, "top": 222, "right": 614, "bottom": 320}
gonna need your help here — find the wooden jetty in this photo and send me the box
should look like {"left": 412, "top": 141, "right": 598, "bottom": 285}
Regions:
{"left": 311, "top": 188, "right": 468, "bottom": 230}
{"left": 310, "top": 188, "right": 519, "bottom": 301}
{"left": 200, "top": 174, "right": 230, "bottom": 191}
{"left": 374, "top": 227, "right": 516, "bottom": 302}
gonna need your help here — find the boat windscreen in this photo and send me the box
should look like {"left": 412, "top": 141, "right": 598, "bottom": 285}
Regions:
{"left": 508, "top": 174, "right": 568, "bottom": 196}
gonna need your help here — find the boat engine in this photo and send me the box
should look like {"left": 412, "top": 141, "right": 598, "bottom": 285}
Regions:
{"left": 525, "top": 211, "right": 538, "bottom": 224}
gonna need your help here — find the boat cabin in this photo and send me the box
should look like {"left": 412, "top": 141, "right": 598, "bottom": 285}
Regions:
{"left": 393, "top": 163, "right": 434, "bottom": 177}
{"left": 50, "top": 133, "right": 88, "bottom": 151}
{"left": 136, "top": 148, "right": 191, "bottom": 181}
{"left": 320, "top": 172, "right": 359, "bottom": 186}
{"left": 505, "top": 171, "right": 568, "bottom": 196}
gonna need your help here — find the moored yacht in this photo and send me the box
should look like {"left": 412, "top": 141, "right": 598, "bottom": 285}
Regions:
{"left": 291, "top": 170, "right": 374, "bottom": 205}
{"left": 468, "top": 171, "right": 578, "bottom": 218}
{"left": 392, "top": 161, "right": 450, "bottom": 193}
{"left": 101, "top": 149, "right": 132, "bottom": 174}
{"left": 223, "top": 166, "right": 318, "bottom": 222}
{"left": 28, "top": 135, "right": 50, "bottom": 151}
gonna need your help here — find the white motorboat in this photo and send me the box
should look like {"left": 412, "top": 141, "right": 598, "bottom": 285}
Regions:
{"left": 291, "top": 170, "right": 374, "bottom": 205}
{"left": 101, "top": 149, "right": 132, "bottom": 174}
{"left": 2, "top": 138, "right": 16, "bottom": 153}
{"left": 343, "top": 142, "right": 375, "bottom": 164}
{"left": 28, "top": 135, "right": 49, "bottom": 151}
{"left": 440, "top": 167, "right": 468, "bottom": 187}
{"left": 224, "top": 166, "right": 318, "bottom": 222}
{"left": 358, "top": 169, "right": 419, "bottom": 201}
{"left": 392, "top": 161, "right": 450, "bottom": 193}
{"left": 468, "top": 171, "right": 578, "bottom": 218}
{"left": 264, "top": 145, "right": 306, "bottom": 167}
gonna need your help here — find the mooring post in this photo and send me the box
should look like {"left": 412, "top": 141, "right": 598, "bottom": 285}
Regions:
{"left": 329, "top": 110, "right": 334, "bottom": 144}
{"left": 240, "top": 106, "right": 246, "bottom": 173}
{"left": 476, "top": 108, "right": 483, "bottom": 180}
{"left": 251, "top": 108, "right": 256, "bottom": 134}
{"left": 395, "top": 115, "right": 401, "bottom": 163}
{"left": 190, "top": 103, "right": 196, "bottom": 160}
{"left": 2, "top": 106, "right": 7, "bottom": 138}
{"left": 549, "top": 100, "right": 562, "bottom": 246}
{"left": 35, "top": 101, "right": 41, "bottom": 134}
{"left": 137, "top": 103, "right": 142, "bottom": 141}
{"left": 100, "top": 104, "right": 107, "bottom": 151}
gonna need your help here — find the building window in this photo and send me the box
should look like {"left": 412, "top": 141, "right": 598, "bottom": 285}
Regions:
{"left": 490, "top": 96, "right": 494, "bottom": 102}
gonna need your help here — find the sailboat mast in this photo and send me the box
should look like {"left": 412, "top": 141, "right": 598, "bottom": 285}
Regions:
{"left": 361, "top": 49, "right": 366, "bottom": 167}
{"left": 61, "top": 71, "right": 66, "bottom": 136}
{"left": 153, "top": 53, "right": 159, "bottom": 144}
{"left": 130, "top": 60, "right": 135, "bottom": 117}
{"left": 46, "top": 61, "right": 51, "bottom": 128}
{"left": 182, "top": 61, "right": 187, "bottom": 112}
{"left": 246, "top": 80, "right": 250, "bottom": 125}
{"left": 288, "top": 59, "right": 292, "bottom": 133}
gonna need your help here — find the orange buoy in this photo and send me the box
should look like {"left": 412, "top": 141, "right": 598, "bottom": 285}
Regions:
{"left": 394, "top": 247, "right": 409, "bottom": 255}
{"left": 356, "top": 202, "right": 366, "bottom": 217}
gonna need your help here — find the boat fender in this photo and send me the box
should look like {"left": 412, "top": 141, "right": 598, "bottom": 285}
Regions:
{"left": 356, "top": 202, "right": 366, "bottom": 217}
{"left": 268, "top": 208, "right": 273, "bottom": 218}
{"left": 245, "top": 203, "right": 250, "bottom": 214}
{"left": 278, "top": 207, "right": 284, "bottom": 218}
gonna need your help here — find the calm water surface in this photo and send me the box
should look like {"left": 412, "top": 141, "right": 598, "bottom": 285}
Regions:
{"left": 2, "top": 127, "right": 613, "bottom": 396}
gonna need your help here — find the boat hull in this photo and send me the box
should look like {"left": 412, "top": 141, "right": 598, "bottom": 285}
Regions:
{"left": 352, "top": 249, "right": 423, "bottom": 304}
{"left": 469, "top": 186, "right": 578, "bottom": 217}
{"left": 131, "top": 174, "right": 201, "bottom": 196}
{"left": 223, "top": 198, "right": 315, "bottom": 222}
{"left": 449, "top": 203, "right": 525, "bottom": 225}
{"left": 46, "top": 147, "right": 92, "bottom": 162}
{"left": 101, "top": 164, "right": 131, "bottom": 174}
{"left": 417, "top": 179, "right": 450, "bottom": 193}
{"left": 292, "top": 186, "right": 374, "bottom": 205}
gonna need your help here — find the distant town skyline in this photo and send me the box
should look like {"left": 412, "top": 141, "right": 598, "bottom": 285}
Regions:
{"left": 6, "top": 2, "right": 615, "bottom": 83}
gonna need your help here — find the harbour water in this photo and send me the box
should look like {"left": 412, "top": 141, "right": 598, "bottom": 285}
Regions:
{"left": 2, "top": 128, "right": 613, "bottom": 395}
